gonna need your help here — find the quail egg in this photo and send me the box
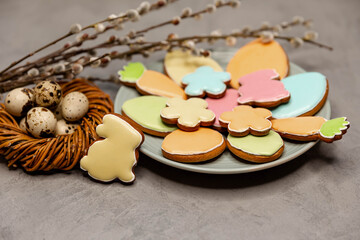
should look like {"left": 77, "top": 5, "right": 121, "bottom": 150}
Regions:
{"left": 26, "top": 107, "right": 57, "bottom": 138}
{"left": 53, "top": 100, "right": 63, "bottom": 120}
{"left": 19, "top": 117, "right": 27, "bottom": 132}
{"left": 4, "top": 88, "right": 35, "bottom": 117}
{"left": 34, "top": 80, "right": 62, "bottom": 109}
{"left": 62, "top": 92, "right": 89, "bottom": 122}
{"left": 55, "top": 119, "right": 79, "bottom": 135}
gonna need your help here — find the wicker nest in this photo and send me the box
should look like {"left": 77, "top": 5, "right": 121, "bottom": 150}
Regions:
{"left": 0, "top": 78, "right": 113, "bottom": 172}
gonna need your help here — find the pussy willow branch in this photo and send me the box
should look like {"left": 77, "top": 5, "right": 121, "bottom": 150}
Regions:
{"left": 0, "top": 0, "right": 232, "bottom": 83}
{"left": 0, "top": 0, "right": 333, "bottom": 93}
{"left": 0, "top": 0, "right": 178, "bottom": 76}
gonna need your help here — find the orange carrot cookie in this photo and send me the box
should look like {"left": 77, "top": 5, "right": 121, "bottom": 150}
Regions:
{"left": 219, "top": 105, "right": 272, "bottom": 137}
{"left": 80, "top": 114, "right": 144, "bottom": 183}
{"left": 271, "top": 116, "right": 350, "bottom": 143}
{"left": 118, "top": 62, "right": 186, "bottom": 99}
{"left": 162, "top": 128, "right": 226, "bottom": 163}
{"left": 164, "top": 50, "right": 223, "bottom": 86}
{"left": 160, "top": 98, "right": 215, "bottom": 131}
{"left": 227, "top": 130, "right": 284, "bottom": 163}
{"left": 227, "top": 39, "right": 289, "bottom": 89}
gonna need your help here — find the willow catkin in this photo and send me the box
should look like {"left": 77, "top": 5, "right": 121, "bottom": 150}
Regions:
{"left": 0, "top": 78, "right": 113, "bottom": 172}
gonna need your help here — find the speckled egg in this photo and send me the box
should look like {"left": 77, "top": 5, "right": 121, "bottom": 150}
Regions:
{"left": 34, "top": 80, "right": 62, "bottom": 109}
{"left": 26, "top": 107, "right": 57, "bottom": 138}
{"left": 53, "top": 100, "right": 63, "bottom": 120}
{"left": 19, "top": 117, "right": 27, "bottom": 132}
{"left": 61, "top": 92, "right": 89, "bottom": 122}
{"left": 55, "top": 119, "right": 79, "bottom": 135}
{"left": 4, "top": 88, "right": 35, "bottom": 117}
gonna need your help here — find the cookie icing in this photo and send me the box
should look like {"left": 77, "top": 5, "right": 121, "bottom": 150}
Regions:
{"left": 227, "top": 39, "right": 289, "bottom": 89}
{"left": 237, "top": 69, "right": 290, "bottom": 105}
{"left": 205, "top": 89, "right": 239, "bottom": 128}
{"left": 271, "top": 72, "right": 328, "bottom": 118}
{"left": 136, "top": 70, "right": 186, "bottom": 99}
{"left": 219, "top": 105, "right": 272, "bottom": 135}
{"left": 161, "top": 98, "right": 215, "bottom": 128}
{"left": 164, "top": 50, "right": 223, "bottom": 85}
{"left": 320, "top": 117, "right": 349, "bottom": 139}
{"left": 162, "top": 128, "right": 224, "bottom": 155}
{"left": 182, "top": 66, "right": 231, "bottom": 97}
{"left": 271, "top": 116, "right": 326, "bottom": 136}
{"left": 122, "top": 96, "right": 177, "bottom": 133}
{"left": 227, "top": 130, "right": 283, "bottom": 156}
{"left": 80, "top": 114, "right": 143, "bottom": 183}
{"left": 118, "top": 62, "right": 146, "bottom": 84}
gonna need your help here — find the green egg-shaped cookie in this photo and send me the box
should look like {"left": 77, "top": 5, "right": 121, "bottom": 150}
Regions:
{"left": 121, "top": 96, "right": 177, "bottom": 137}
{"left": 227, "top": 130, "right": 284, "bottom": 163}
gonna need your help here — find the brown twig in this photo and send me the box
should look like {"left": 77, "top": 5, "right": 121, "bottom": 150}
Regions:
{"left": 0, "top": 0, "right": 179, "bottom": 75}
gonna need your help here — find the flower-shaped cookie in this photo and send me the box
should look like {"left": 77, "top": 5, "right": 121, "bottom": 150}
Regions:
{"left": 219, "top": 105, "right": 272, "bottom": 136}
{"left": 181, "top": 66, "right": 231, "bottom": 98}
{"left": 160, "top": 98, "right": 215, "bottom": 131}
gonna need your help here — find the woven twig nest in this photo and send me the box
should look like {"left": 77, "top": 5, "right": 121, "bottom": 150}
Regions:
{"left": 0, "top": 78, "right": 113, "bottom": 172}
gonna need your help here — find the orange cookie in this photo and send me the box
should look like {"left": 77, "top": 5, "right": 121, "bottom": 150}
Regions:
{"left": 227, "top": 39, "right": 289, "bottom": 89}
{"left": 162, "top": 128, "right": 226, "bottom": 163}
{"left": 164, "top": 50, "right": 223, "bottom": 85}
{"left": 160, "top": 98, "right": 215, "bottom": 131}
{"left": 227, "top": 130, "right": 284, "bottom": 163}
{"left": 271, "top": 116, "right": 350, "bottom": 143}
{"left": 219, "top": 105, "right": 272, "bottom": 137}
{"left": 80, "top": 114, "right": 144, "bottom": 183}
{"left": 119, "top": 62, "right": 186, "bottom": 99}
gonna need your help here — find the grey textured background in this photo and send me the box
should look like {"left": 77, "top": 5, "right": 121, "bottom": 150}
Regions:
{"left": 0, "top": 0, "right": 359, "bottom": 239}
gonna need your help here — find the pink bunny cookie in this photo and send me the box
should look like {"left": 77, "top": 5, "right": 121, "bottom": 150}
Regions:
{"left": 237, "top": 69, "right": 290, "bottom": 108}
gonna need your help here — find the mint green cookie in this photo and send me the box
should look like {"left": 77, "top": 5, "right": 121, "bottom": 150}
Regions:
{"left": 122, "top": 96, "right": 177, "bottom": 136}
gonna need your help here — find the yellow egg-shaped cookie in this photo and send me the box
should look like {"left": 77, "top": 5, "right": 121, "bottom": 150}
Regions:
{"left": 164, "top": 50, "right": 223, "bottom": 85}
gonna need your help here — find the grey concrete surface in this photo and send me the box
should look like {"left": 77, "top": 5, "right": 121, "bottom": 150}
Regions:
{"left": 0, "top": 0, "right": 359, "bottom": 239}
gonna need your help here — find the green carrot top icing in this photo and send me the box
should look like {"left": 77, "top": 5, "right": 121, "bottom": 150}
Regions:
{"left": 118, "top": 62, "right": 146, "bottom": 83}
{"left": 320, "top": 117, "right": 349, "bottom": 138}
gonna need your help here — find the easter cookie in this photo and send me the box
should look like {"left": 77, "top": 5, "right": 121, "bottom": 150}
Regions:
{"left": 160, "top": 98, "right": 215, "bottom": 131}
{"left": 206, "top": 89, "right": 239, "bottom": 130}
{"left": 319, "top": 117, "right": 350, "bottom": 143}
{"left": 271, "top": 116, "right": 349, "bottom": 143}
{"left": 227, "top": 130, "right": 284, "bottom": 163}
{"left": 237, "top": 69, "right": 290, "bottom": 108}
{"left": 271, "top": 72, "right": 328, "bottom": 118}
{"left": 118, "top": 62, "right": 147, "bottom": 87}
{"left": 164, "top": 49, "right": 223, "bottom": 86}
{"left": 80, "top": 114, "right": 144, "bottom": 183}
{"left": 219, "top": 105, "right": 272, "bottom": 137}
{"left": 118, "top": 62, "right": 186, "bottom": 99}
{"left": 182, "top": 66, "right": 231, "bottom": 98}
{"left": 162, "top": 128, "right": 226, "bottom": 163}
{"left": 227, "top": 39, "right": 289, "bottom": 89}
{"left": 122, "top": 96, "right": 177, "bottom": 137}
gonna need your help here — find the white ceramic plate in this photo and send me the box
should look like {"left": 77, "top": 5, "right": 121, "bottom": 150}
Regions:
{"left": 114, "top": 52, "right": 331, "bottom": 174}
